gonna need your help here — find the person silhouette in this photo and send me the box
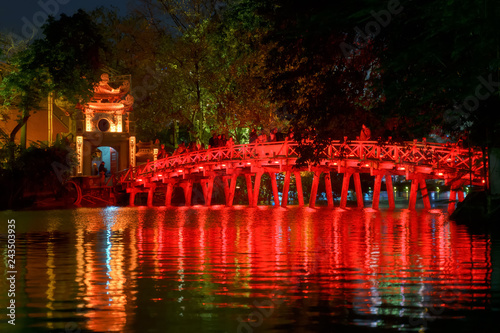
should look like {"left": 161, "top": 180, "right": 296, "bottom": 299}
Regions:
{"left": 359, "top": 124, "right": 371, "bottom": 141}
{"left": 98, "top": 161, "right": 107, "bottom": 175}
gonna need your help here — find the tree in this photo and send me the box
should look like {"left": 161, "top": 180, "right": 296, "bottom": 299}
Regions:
{"left": 228, "top": 0, "right": 380, "bottom": 164}
{"left": 211, "top": 0, "right": 288, "bottom": 136}
{"left": 0, "top": 10, "right": 106, "bottom": 150}
{"left": 126, "top": 0, "right": 286, "bottom": 146}
{"left": 130, "top": 0, "right": 227, "bottom": 143}
{"left": 351, "top": 0, "right": 500, "bottom": 196}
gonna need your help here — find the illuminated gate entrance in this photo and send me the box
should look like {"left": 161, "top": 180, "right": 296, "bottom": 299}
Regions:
{"left": 74, "top": 73, "right": 136, "bottom": 176}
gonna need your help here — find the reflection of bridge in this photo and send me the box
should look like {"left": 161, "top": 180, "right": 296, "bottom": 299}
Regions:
{"left": 116, "top": 140, "right": 486, "bottom": 213}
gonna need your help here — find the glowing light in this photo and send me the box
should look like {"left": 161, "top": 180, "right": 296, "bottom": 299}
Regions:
{"left": 437, "top": 172, "right": 443, "bottom": 176}
{"left": 76, "top": 136, "right": 83, "bottom": 175}
{"left": 199, "top": 166, "right": 203, "bottom": 169}
{"left": 178, "top": 170, "right": 183, "bottom": 173}
{"left": 247, "top": 162, "right": 251, "bottom": 165}
{"left": 275, "top": 161, "right": 280, "bottom": 164}
{"left": 222, "top": 164, "right": 226, "bottom": 167}
{"left": 137, "top": 178, "right": 142, "bottom": 182}
{"left": 482, "top": 180, "right": 485, "bottom": 183}
{"left": 129, "top": 136, "right": 136, "bottom": 168}
{"left": 398, "top": 167, "right": 405, "bottom": 170}
{"left": 85, "top": 114, "right": 92, "bottom": 132}
{"left": 117, "top": 115, "right": 122, "bottom": 132}
{"left": 158, "top": 174, "right": 163, "bottom": 177}
{"left": 333, "top": 162, "right": 338, "bottom": 166}
{"left": 365, "top": 164, "right": 369, "bottom": 167}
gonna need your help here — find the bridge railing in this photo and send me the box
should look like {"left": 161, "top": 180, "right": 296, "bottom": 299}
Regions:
{"left": 116, "top": 140, "right": 485, "bottom": 183}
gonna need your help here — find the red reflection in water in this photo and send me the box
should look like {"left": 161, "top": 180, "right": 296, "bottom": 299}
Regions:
{"left": 130, "top": 208, "right": 491, "bottom": 316}
{"left": 13, "top": 207, "right": 493, "bottom": 332}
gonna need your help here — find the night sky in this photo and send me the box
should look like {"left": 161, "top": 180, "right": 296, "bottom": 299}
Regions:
{"left": 0, "top": 0, "right": 139, "bottom": 37}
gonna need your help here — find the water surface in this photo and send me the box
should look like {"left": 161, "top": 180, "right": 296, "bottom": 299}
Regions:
{"left": 1, "top": 207, "right": 498, "bottom": 332}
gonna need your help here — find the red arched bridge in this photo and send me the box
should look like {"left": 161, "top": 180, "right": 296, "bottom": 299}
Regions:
{"left": 107, "top": 139, "right": 486, "bottom": 213}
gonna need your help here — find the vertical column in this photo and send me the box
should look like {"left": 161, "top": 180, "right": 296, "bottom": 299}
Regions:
{"left": 201, "top": 179, "right": 208, "bottom": 205}
{"left": 227, "top": 173, "right": 238, "bottom": 207}
{"left": 270, "top": 173, "right": 280, "bottom": 207}
{"left": 165, "top": 183, "right": 174, "bottom": 207}
{"left": 48, "top": 93, "right": 53, "bottom": 144}
{"left": 309, "top": 171, "right": 320, "bottom": 208}
{"left": 129, "top": 136, "right": 136, "bottom": 168}
{"left": 294, "top": 172, "right": 304, "bottom": 207}
{"left": 324, "top": 172, "right": 334, "bottom": 208}
{"left": 448, "top": 188, "right": 458, "bottom": 214}
{"left": 372, "top": 174, "right": 383, "bottom": 210}
{"left": 245, "top": 174, "right": 253, "bottom": 206}
{"left": 340, "top": 172, "right": 352, "bottom": 209}
{"left": 76, "top": 136, "right": 83, "bottom": 175}
{"left": 223, "top": 176, "right": 231, "bottom": 206}
{"left": 409, "top": 178, "right": 419, "bottom": 210}
{"left": 147, "top": 186, "right": 155, "bottom": 207}
{"left": 180, "top": 182, "right": 193, "bottom": 206}
{"left": 353, "top": 172, "right": 363, "bottom": 208}
{"left": 129, "top": 189, "right": 137, "bottom": 206}
{"left": 201, "top": 177, "right": 214, "bottom": 206}
{"left": 281, "top": 172, "right": 291, "bottom": 207}
{"left": 457, "top": 187, "right": 465, "bottom": 202}
{"left": 252, "top": 171, "right": 263, "bottom": 207}
{"left": 385, "top": 174, "right": 395, "bottom": 210}
{"left": 419, "top": 178, "right": 431, "bottom": 209}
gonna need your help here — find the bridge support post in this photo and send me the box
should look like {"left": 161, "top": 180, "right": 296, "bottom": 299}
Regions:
{"left": 385, "top": 174, "right": 395, "bottom": 210}
{"left": 201, "top": 177, "right": 214, "bottom": 206}
{"left": 340, "top": 172, "right": 352, "bottom": 209}
{"left": 324, "top": 172, "right": 334, "bottom": 208}
{"left": 353, "top": 172, "right": 364, "bottom": 208}
{"left": 419, "top": 178, "right": 431, "bottom": 209}
{"left": 447, "top": 180, "right": 465, "bottom": 214}
{"left": 128, "top": 189, "right": 138, "bottom": 206}
{"left": 180, "top": 181, "right": 193, "bottom": 206}
{"left": 448, "top": 187, "right": 458, "bottom": 214}
{"left": 408, "top": 177, "right": 431, "bottom": 210}
{"left": 294, "top": 172, "right": 304, "bottom": 207}
{"left": 409, "top": 179, "right": 419, "bottom": 210}
{"left": 147, "top": 185, "right": 156, "bottom": 207}
{"left": 281, "top": 172, "right": 291, "bottom": 207}
{"left": 165, "top": 183, "right": 174, "bottom": 207}
{"left": 309, "top": 171, "right": 320, "bottom": 208}
{"left": 372, "top": 172, "right": 396, "bottom": 210}
{"left": 252, "top": 171, "right": 263, "bottom": 207}
{"left": 372, "top": 174, "right": 383, "bottom": 210}
{"left": 245, "top": 174, "right": 253, "bottom": 206}
{"left": 223, "top": 174, "right": 238, "bottom": 207}
{"left": 270, "top": 173, "right": 280, "bottom": 207}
